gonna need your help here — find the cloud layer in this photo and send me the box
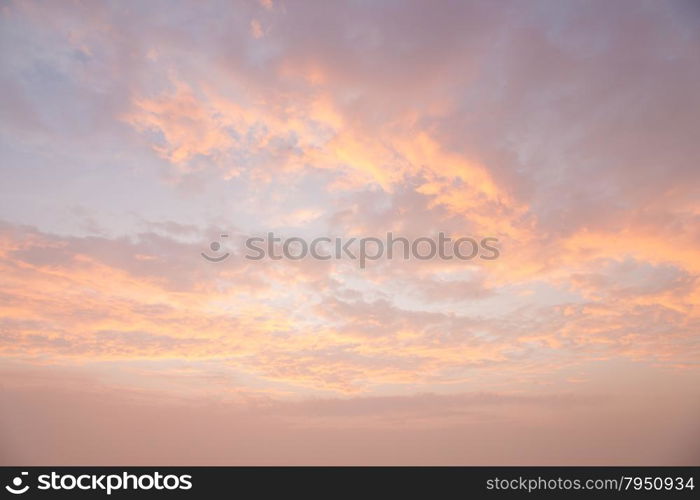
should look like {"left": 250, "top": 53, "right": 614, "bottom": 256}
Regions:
{"left": 1, "top": 0, "right": 699, "bottom": 464}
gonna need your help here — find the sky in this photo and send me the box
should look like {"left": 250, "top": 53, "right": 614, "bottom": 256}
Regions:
{"left": 0, "top": 0, "right": 699, "bottom": 465}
